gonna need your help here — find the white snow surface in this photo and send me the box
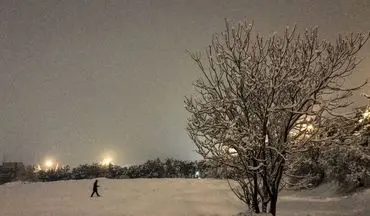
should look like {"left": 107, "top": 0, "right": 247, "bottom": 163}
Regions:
{"left": 0, "top": 178, "right": 369, "bottom": 216}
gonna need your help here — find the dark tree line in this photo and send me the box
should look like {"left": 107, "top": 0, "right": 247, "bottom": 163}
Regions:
{"left": 25, "top": 158, "right": 232, "bottom": 182}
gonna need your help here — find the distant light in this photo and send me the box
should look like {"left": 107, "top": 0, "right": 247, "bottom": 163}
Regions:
{"left": 195, "top": 171, "right": 201, "bottom": 179}
{"left": 306, "top": 124, "right": 314, "bottom": 131}
{"left": 363, "top": 109, "right": 370, "bottom": 120}
{"left": 100, "top": 157, "right": 113, "bottom": 166}
{"left": 44, "top": 159, "right": 53, "bottom": 168}
{"left": 300, "top": 123, "right": 314, "bottom": 133}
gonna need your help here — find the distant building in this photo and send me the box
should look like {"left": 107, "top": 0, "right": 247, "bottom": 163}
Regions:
{"left": 0, "top": 162, "right": 26, "bottom": 184}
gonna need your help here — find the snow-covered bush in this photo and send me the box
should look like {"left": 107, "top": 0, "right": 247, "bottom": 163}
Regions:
{"left": 321, "top": 103, "right": 370, "bottom": 192}
{"left": 287, "top": 145, "right": 325, "bottom": 189}
{"left": 71, "top": 163, "right": 107, "bottom": 179}
{"left": 36, "top": 165, "right": 71, "bottom": 182}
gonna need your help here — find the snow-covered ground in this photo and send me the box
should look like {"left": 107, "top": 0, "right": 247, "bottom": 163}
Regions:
{"left": 0, "top": 178, "right": 369, "bottom": 216}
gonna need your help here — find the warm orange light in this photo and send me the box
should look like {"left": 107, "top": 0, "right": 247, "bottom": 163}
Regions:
{"left": 100, "top": 157, "right": 113, "bottom": 166}
{"left": 300, "top": 123, "right": 314, "bottom": 132}
{"left": 44, "top": 159, "right": 53, "bottom": 168}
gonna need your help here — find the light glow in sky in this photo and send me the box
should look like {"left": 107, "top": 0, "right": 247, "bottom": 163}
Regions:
{"left": 100, "top": 157, "right": 114, "bottom": 166}
{"left": 44, "top": 159, "right": 54, "bottom": 168}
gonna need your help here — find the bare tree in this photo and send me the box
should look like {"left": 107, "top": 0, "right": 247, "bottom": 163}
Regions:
{"left": 185, "top": 19, "right": 369, "bottom": 216}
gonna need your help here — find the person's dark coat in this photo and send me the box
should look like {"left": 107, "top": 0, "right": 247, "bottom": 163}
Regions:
{"left": 90, "top": 179, "right": 100, "bottom": 197}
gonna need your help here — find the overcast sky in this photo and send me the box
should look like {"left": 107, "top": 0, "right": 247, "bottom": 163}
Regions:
{"left": 0, "top": 0, "right": 369, "bottom": 166}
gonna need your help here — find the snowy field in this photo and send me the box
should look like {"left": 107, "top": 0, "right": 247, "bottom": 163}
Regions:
{"left": 0, "top": 178, "right": 369, "bottom": 216}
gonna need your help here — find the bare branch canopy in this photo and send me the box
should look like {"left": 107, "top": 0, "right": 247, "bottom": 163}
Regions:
{"left": 185, "top": 19, "right": 369, "bottom": 216}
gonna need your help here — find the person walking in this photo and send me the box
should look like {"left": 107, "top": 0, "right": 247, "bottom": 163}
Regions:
{"left": 90, "top": 179, "right": 101, "bottom": 197}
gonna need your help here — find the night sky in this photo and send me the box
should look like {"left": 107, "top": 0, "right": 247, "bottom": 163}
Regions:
{"left": 1, "top": 0, "right": 369, "bottom": 166}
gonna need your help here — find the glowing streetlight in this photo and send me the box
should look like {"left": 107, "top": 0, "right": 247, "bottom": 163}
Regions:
{"left": 44, "top": 159, "right": 53, "bottom": 169}
{"left": 100, "top": 157, "right": 113, "bottom": 166}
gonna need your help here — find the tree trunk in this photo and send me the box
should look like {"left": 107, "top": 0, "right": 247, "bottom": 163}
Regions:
{"left": 269, "top": 193, "right": 278, "bottom": 216}
{"left": 253, "top": 175, "right": 260, "bottom": 213}
{"left": 262, "top": 201, "right": 268, "bottom": 212}
{"left": 253, "top": 203, "right": 260, "bottom": 214}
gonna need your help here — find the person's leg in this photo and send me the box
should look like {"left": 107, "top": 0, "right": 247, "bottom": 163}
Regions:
{"left": 92, "top": 190, "right": 98, "bottom": 197}
{"left": 90, "top": 191, "right": 95, "bottom": 197}
{"left": 96, "top": 190, "right": 100, "bottom": 197}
